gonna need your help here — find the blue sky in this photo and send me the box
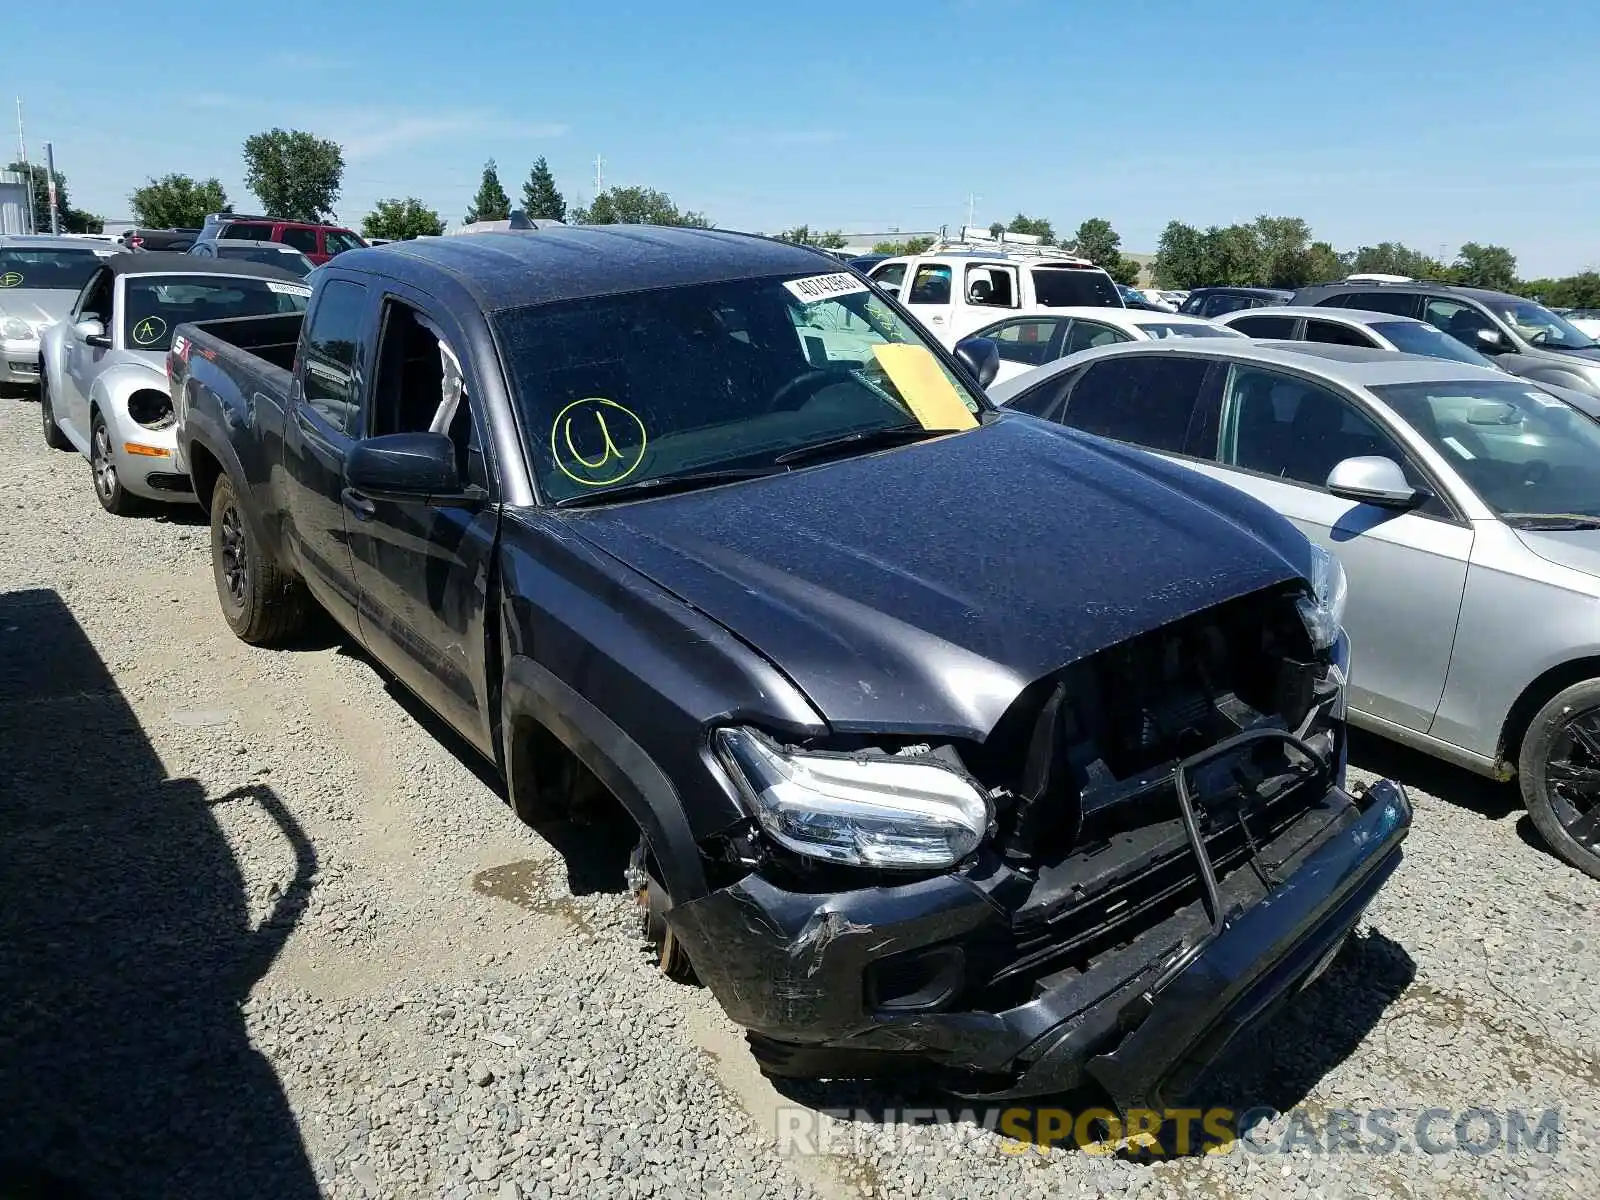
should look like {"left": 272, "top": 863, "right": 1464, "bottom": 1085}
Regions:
{"left": 8, "top": 0, "right": 1598, "bottom": 276}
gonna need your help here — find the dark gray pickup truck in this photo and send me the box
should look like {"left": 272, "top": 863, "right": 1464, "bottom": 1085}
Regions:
{"left": 169, "top": 226, "right": 1410, "bottom": 1113}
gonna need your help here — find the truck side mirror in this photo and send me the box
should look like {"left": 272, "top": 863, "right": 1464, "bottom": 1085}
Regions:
{"left": 954, "top": 336, "right": 1000, "bottom": 388}
{"left": 345, "top": 432, "right": 478, "bottom": 506}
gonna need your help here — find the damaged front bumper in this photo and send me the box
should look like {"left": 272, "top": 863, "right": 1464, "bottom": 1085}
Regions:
{"left": 668, "top": 770, "right": 1411, "bottom": 1114}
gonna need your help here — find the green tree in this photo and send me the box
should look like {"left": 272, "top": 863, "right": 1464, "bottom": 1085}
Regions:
{"left": 775, "top": 224, "right": 814, "bottom": 244}
{"left": 871, "top": 236, "right": 934, "bottom": 256}
{"left": 1069, "top": 217, "right": 1130, "bottom": 278}
{"left": 519, "top": 156, "right": 566, "bottom": 222}
{"left": 129, "top": 174, "right": 230, "bottom": 228}
{"left": 816, "top": 230, "right": 848, "bottom": 249}
{"left": 1452, "top": 242, "right": 1518, "bottom": 292}
{"left": 1152, "top": 221, "right": 1206, "bottom": 288}
{"left": 987, "top": 221, "right": 1006, "bottom": 239}
{"left": 1200, "top": 224, "right": 1266, "bottom": 286}
{"left": 6, "top": 161, "right": 100, "bottom": 232}
{"left": 362, "top": 197, "right": 444, "bottom": 240}
{"left": 1350, "top": 242, "right": 1446, "bottom": 280}
{"left": 1518, "top": 271, "right": 1600, "bottom": 309}
{"left": 1305, "top": 240, "right": 1350, "bottom": 285}
{"left": 574, "top": 185, "right": 709, "bottom": 227}
{"left": 242, "top": 129, "right": 343, "bottom": 221}
{"left": 775, "top": 226, "right": 848, "bottom": 249}
{"left": 1252, "top": 215, "right": 1316, "bottom": 287}
{"left": 464, "top": 159, "right": 511, "bottom": 224}
{"left": 1006, "top": 213, "right": 1055, "bottom": 243}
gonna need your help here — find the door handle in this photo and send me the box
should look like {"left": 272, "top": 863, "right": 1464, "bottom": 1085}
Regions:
{"left": 341, "top": 487, "right": 376, "bottom": 520}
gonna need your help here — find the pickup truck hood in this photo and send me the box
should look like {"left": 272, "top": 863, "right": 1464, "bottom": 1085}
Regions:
{"left": 565, "top": 416, "right": 1306, "bottom": 738}
{"left": 0, "top": 288, "right": 74, "bottom": 332}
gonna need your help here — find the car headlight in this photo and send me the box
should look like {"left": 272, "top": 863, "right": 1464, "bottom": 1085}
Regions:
{"left": 715, "top": 727, "right": 992, "bottom": 869}
{"left": 0, "top": 316, "right": 34, "bottom": 340}
{"left": 1296, "top": 543, "right": 1348, "bottom": 653}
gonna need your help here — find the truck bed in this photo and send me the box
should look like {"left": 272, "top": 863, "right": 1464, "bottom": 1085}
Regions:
{"left": 179, "top": 312, "right": 303, "bottom": 374}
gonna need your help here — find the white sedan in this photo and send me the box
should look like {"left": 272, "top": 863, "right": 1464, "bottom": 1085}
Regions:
{"left": 966, "top": 307, "right": 1245, "bottom": 383}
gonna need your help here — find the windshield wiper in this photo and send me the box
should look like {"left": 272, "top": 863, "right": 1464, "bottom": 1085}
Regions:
{"left": 1501, "top": 512, "right": 1600, "bottom": 530}
{"left": 773, "top": 422, "right": 951, "bottom": 467}
{"left": 554, "top": 466, "right": 778, "bottom": 509}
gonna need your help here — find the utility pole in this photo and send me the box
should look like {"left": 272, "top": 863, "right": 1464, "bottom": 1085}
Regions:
{"left": 16, "top": 97, "right": 35, "bottom": 234}
{"left": 966, "top": 192, "right": 979, "bottom": 231}
{"left": 44, "top": 142, "right": 58, "bottom": 234}
{"left": 594, "top": 154, "right": 605, "bottom": 194}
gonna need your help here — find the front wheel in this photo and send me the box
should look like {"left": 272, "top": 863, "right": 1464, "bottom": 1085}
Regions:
{"left": 209, "top": 472, "right": 309, "bottom": 645}
{"left": 90, "top": 413, "right": 142, "bottom": 515}
{"left": 627, "top": 836, "right": 696, "bottom": 984}
{"left": 1518, "top": 680, "right": 1600, "bottom": 881}
{"left": 40, "top": 375, "right": 70, "bottom": 450}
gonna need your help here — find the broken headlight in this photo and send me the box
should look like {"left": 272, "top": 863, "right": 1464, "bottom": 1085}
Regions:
{"left": 715, "top": 728, "right": 992, "bottom": 869}
{"left": 1296, "top": 544, "right": 1348, "bottom": 653}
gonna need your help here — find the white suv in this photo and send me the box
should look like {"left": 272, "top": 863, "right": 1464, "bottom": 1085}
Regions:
{"left": 866, "top": 245, "right": 1122, "bottom": 346}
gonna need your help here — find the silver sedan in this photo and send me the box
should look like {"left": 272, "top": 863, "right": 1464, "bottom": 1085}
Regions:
{"left": 39, "top": 253, "right": 310, "bottom": 514}
{"left": 0, "top": 235, "right": 124, "bottom": 389}
{"left": 992, "top": 338, "right": 1600, "bottom": 879}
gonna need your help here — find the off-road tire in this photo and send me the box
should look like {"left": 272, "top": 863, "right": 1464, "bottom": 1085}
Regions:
{"left": 627, "top": 836, "right": 697, "bottom": 983}
{"left": 1519, "top": 679, "right": 1600, "bottom": 881}
{"left": 210, "top": 472, "right": 309, "bottom": 645}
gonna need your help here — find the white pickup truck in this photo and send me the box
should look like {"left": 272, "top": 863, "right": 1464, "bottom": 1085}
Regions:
{"left": 864, "top": 245, "right": 1123, "bottom": 347}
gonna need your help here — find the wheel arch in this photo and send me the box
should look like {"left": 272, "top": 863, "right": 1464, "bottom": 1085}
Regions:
{"left": 501, "top": 653, "right": 708, "bottom": 903}
{"left": 1499, "top": 655, "right": 1600, "bottom": 770}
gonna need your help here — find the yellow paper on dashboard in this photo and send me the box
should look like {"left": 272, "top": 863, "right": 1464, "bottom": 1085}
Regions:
{"left": 871, "top": 344, "right": 979, "bottom": 431}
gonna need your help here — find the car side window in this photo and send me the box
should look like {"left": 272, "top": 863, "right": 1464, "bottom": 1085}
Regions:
{"left": 76, "top": 268, "right": 114, "bottom": 324}
{"left": 370, "top": 298, "right": 486, "bottom": 489}
{"left": 1005, "top": 365, "right": 1085, "bottom": 421}
{"left": 222, "top": 223, "right": 273, "bottom": 242}
{"left": 1060, "top": 355, "right": 1211, "bottom": 453}
{"left": 1422, "top": 298, "right": 1496, "bottom": 347}
{"left": 1304, "top": 319, "right": 1376, "bottom": 347}
{"left": 1219, "top": 364, "right": 1443, "bottom": 513}
{"left": 869, "top": 263, "right": 906, "bottom": 293}
{"left": 1335, "top": 291, "right": 1418, "bottom": 317}
{"left": 299, "top": 280, "right": 369, "bottom": 434}
{"left": 1063, "top": 320, "right": 1130, "bottom": 355}
{"left": 1203, "top": 294, "right": 1253, "bottom": 318}
{"left": 964, "top": 264, "right": 1017, "bottom": 308}
{"left": 1230, "top": 315, "right": 1298, "bottom": 338}
{"left": 985, "top": 319, "right": 1063, "bottom": 367}
{"left": 907, "top": 264, "right": 952, "bottom": 305}
{"left": 280, "top": 228, "right": 318, "bottom": 253}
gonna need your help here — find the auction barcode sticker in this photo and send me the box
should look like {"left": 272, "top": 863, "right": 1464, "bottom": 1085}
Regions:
{"left": 268, "top": 281, "right": 313, "bottom": 296}
{"left": 784, "top": 273, "right": 869, "bottom": 304}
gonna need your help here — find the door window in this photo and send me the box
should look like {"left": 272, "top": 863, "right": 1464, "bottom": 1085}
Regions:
{"left": 371, "top": 299, "right": 484, "bottom": 487}
{"left": 907, "top": 264, "right": 952, "bottom": 304}
{"left": 1059, "top": 355, "right": 1211, "bottom": 453}
{"left": 1227, "top": 314, "right": 1298, "bottom": 339}
{"left": 1220, "top": 364, "right": 1434, "bottom": 505}
{"left": 1304, "top": 319, "right": 1377, "bottom": 347}
{"left": 982, "top": 318, "right": 1063, "bottom": 367}
{"left": 300, "top": 280, "right": 369, "bottom": 433}
{"left": 1063, "top": 320, "right": 1130, "bottom": 355}
{"left": 869, "top": 262, "right": 907, "bottom": 293}
{"left": 77, "top": 268, "right": 114, "bottom": 324}
{"left": 1422, "top": 298, "right": 1497, "bottom": 348}
{"left": 220, "top": 222, "right": 274, "bottom": 241}
{"left": 964, "top": 264, "right": 1017, "bottom": 308}
{"left": 1201, "top": 294, "right": 1257, "bottom": 318}
{"left": 279, "top": 227, "right": 319, "bottom": 253}
{"left": 1331, "top": 290, "right": 1419, "bottom": 316}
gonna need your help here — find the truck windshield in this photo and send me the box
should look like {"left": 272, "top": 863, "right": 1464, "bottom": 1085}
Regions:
{"left": 1031, "top": 267, "right": 1121, "bottom": 308}
{"left": 0, "top": 247, "right": 106, "bottom": 291}
{"left": 122, "top": 274, "right": 310, "bottom": 352}
{"left": 494, "top": 271, "right": 988, "bottom": 503}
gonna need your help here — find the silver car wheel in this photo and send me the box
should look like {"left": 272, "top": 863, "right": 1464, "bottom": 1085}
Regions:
{"left": 92, "top": 423, "right": 117, "bottom": 502}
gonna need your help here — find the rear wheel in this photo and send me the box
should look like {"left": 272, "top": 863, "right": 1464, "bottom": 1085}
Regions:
{"left": 627, "top": 836, "right": 696, "bottom": 983}
{"left": 210, "top": 472, "right": 309, "bottom": 645}
{"left": 90, "top": 413, "right": 142, "bottom": 515}
{"left": 40, "top": 375, "right": 70, "bottom": 450}
{"left": 1519, "top": 680, "right": 1600, "bottom": 881}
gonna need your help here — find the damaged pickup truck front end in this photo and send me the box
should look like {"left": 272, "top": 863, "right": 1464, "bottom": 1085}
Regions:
{"left": 666, "top": 567, "right": 1410, "bottom": 1113}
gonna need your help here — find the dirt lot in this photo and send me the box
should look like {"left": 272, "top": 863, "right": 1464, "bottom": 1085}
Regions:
{"left": 1, "top": 391, "right": 1596, "bottom": 1200}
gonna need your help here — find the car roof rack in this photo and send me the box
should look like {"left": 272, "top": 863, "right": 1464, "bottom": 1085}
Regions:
{"left": 917, "top": 238, "right": 1096, "bottom": 266}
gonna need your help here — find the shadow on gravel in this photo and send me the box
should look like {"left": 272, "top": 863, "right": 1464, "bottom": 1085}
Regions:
{"left": 770, "top": 929, "right": 1415, "bottom": 1161}
{"left": 0, "top": 588, "right": 320, "bottom": 1200}
{"left": 1348, "top": 729, "right": 1520, "bottom": 820}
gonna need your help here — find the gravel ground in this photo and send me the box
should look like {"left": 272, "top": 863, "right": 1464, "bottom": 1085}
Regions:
{"left": 1, "top": 389, "right": 1596, "bottom": 1200}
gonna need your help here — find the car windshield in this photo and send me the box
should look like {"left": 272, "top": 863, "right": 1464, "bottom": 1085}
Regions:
{"left": 1372, "top": 379, "right": 1600, "bottom": 519}
{"left": 324, "top": 231, "right": 365, "bottom": 255}
{"left": 1031, "top": 267, "right": 1120, "bottom": 307}
{"left": 1370, "top": 320, "right": 1497, "bottom": 367}
{"left": 1132, "top": 321, "right": 1243, "bottom": 340}
{"left": 0, "top": 247, "right": 107, "bottom": 292}
{"left": 218, "top": 245, "right": 313, "bottom": 276}
{"left": 1487, "top": 299, "right": 1597, "bottom": 349}
{"left": 122, "top": 274, "right": 310, "bottom": 352}
{"left": 494, "top": 271, "right": 986, "bottom": 504}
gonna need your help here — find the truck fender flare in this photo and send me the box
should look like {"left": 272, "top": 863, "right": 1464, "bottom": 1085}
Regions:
{"left": 185, "top": 419, "right": 274, "bottom": 548}
{"left": 501, "top": 654, "right": 708, "bottom": 902}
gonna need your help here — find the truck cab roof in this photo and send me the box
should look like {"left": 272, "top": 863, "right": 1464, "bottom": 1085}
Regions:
{"left": 335, "top": 226, "right": 843, "bottom": 312}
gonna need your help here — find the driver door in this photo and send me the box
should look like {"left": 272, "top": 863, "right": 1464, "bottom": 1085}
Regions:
{"left": 62, "top": 269, "right": 116, "bottom": 444}
{"left": 1185, "top": 362, "right": 1473, "bottom": 733}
